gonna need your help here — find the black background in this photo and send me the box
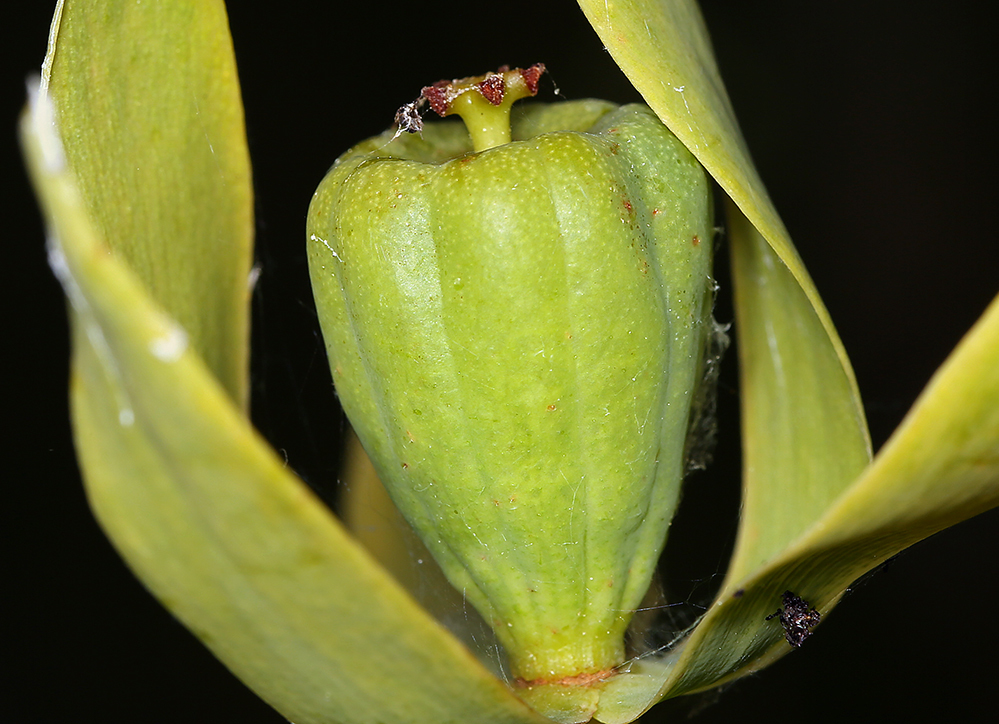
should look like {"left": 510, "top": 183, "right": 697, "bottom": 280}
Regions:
{"left": 6, "top": 1, "right": 997, "bottom": 722}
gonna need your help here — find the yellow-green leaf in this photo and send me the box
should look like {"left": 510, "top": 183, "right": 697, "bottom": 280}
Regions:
{"left": 575, "top": 0, "right": 857, "bottom": 395}
{"left": 722, "top": 203, "right": 872, "bottom": 582}
{"left": 592, "top": 225, "right": 999, "bottom": 722}
{"left": 574, "top": 2, "right": 999, "bottom": 721}
{"left": 44, "top": 0, "right": 253, "bottom": 408}
{"left": 574, "top": 0, "right": 873, "bottom": 581}
{"left": 650, "top": 258, "right": 999, "bottom": 705}
{"left": 22, "top": 82, "right": 546, "bottom": 724}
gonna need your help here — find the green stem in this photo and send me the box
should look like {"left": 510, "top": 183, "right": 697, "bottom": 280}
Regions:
{"left": 450, "top": 89, "right": 518, "bottom": 152}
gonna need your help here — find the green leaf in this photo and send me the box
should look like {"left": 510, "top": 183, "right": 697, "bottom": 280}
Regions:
{"left": 44, "top": 0, "right": 253, "bottom": 408}
{"left": 641, "top": 220, "right": 999, "bottom": 704}
{"left": 722, "top": 203, "right": 872, "bottom": 583}
{"left": 591, "top": 216, "right": 999, "bottom": 724}
{"left": 573, "top": 0, "right": 873, "bottom": 574}
{"left": 25, "top": 2, "right": 547, "bottom": 722}
{"left": 574, "top": 0, "right": 858, "bottom": 394}
{"left": 22, "top": 79, "right": 545, "bottom": 724}
{"left": 589, "top": 204, "right": 873, "bottom": 723}
{"left": 574, "top": 2, "right": 999, "bottom": 721}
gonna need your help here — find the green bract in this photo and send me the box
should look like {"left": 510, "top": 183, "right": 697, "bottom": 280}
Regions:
{"left": 307, "top": 75, "right": 716, "bottom": 684}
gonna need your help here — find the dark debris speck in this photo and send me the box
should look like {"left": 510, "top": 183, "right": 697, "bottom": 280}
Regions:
{"left": 766, "top": 590, "right": 821, "bottom": 647}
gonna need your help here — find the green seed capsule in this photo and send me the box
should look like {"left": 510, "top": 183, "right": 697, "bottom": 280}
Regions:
{"left": 307, "top": 66, "right": 715, "bottom": 683}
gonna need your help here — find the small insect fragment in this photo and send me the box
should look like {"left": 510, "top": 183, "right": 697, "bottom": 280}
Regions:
{"left": 766, "top": 590, "right": 821, "bottom": 647}
{"left": 393, "top": 99, "right": 425, "bottom": 138}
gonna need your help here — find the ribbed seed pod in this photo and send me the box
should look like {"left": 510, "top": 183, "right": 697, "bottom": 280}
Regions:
{"left": 307, "top": 67, "right": 714, "bottom": 683}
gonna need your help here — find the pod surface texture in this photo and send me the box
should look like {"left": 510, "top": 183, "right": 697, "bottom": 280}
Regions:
{"left": 307, "top": 100, "right": 714, "bottom": 681}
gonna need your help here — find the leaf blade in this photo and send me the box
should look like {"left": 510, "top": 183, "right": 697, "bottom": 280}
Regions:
{"left": 723, "top": 203, "right": 872, "bottom": 582}
{"left": 663, "top": 283, "right": 999, "bottom": 699}
{"left": 573, "top": 2, "right": 996, "bottom": 719}
{"left": 45, "top": 0, "right": 253, "bottom": 407}
{"left": 594, "top": 243, "right": 999, "bottom": 723}
{"left": 22, "top": 84, "right": 546, "bottom": 724}
{"left": 574, "top": 0, "right": 873, "bottom": 573}
{"left": 574, "top": 0, "right": 860, "bottom": 401}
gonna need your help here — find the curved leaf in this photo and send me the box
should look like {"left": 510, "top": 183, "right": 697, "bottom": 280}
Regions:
{"left": 574, "top": 0, "right": 873, "bottom": 584}
{"left": 575, "top": 2, "right": 999, "bottom": 721}
{"left": 591, "top": 209, "right": 999, "bottom": 724}
{"left": 44, "top": 0, "right": 253, "bottom": 408}
{"left": 653, "top": 245, "right": 999, "bottom": 703}
{"left": 22, "top": 84, "right": 546, "bottom": 724}
{"left": 574, "top": 1, "right": 862, "bottom": 409}
{"left": 722, "top": 203, "right": 872, "bottom": 582}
